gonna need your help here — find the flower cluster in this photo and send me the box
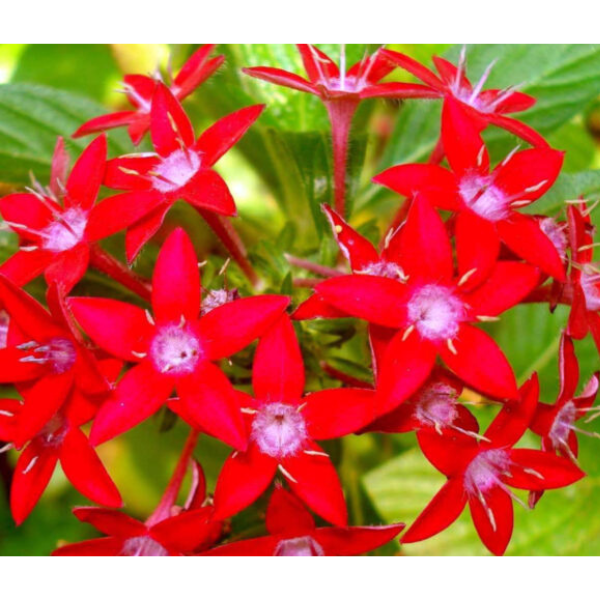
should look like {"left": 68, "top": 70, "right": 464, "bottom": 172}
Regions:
{"left": 0, "top": 44, "right": 598, "bottom": 557}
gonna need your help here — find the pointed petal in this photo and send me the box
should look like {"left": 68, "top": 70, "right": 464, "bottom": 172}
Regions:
{"left": 69, "top": 297, "right": 153, "bottom": 361}
{"left": 151, "top": 507, "right": 221, "bottom": 553}
{"left": 90, "top": 361, "right": 171, "bottom": 445}
{"left": 304, "top": 388, "right": 377, "bottom": 439}
{"left": 65, "top": 135, "right": 106, "bottom": 209}
{"left": 282, "top": 442, "right": 347, "bottom": 526}
{"left": 567, "top": 284, "right": 589, "bottom": 339}
{"left": 198, "top": 295, "right": 290, "bottom": 361}
{"left": 125, "top": 204, "right": 171, "bottom": 263}
{"left": 44, "top": 244, "right": 89, "bottom": 294}
{"left": 297, "top": 44, "right": 339, "bottom": 80}
{"left": 401, "top": 478, "right": 467, "bottom": 544}
{"left": 465, "top": 261, "right": 540, "bottom": 317}
{"left": 73, "top": 111, "right": 137, "bottom": 139}
{"left": 478, "top": 89, "right": 536, "bottom": 114}
{"left": 469, "top": 486, "right": 513, "bottom": 556}
{"left": 213, "top": 443, "right": 277, "bottom": 520}
{"left": 242, "top": 67, "right": 317, "bottom": 95}
{"left": 60, "top": 428, "right": 122, "bottom": 507}
{"left": 360, "top": 82, "right": 441, "bottom": 100}
{"left": 558, "top": 333, "right": 579, "bottom": 403}
{"left": 252, "top": 314, "right": 304, "bottom": 404}
{"left": 72, "top": 506, "right": 146, "bottom": 537}
{"left": 315, "top": 275, "right": 407, "bottom": 328}
{"left": 202, "top": 536, "right": 278, "bottom": 556}
{"left": 497, "top": 213, "right": 565, "bottom": 281}
{"left": 152, "top": 228, "right": 200, "bottom": 323}
{"left": 377, "top": 331, "right": 437, "bottom": 414}
{"left": 0, "top": 346, "right": 48, "bottom": 383}
{"left": 180, "top": 169, "right": 236, "bottom": 216}
{"left": 266, "top": 486, "right": 315, "bottom": 536}
{"left": 11, "top": 441, "right": 59, "bottom": 524}
{"left": 176, "top": 362, "right": 247, "bottom": 451}
{"left": 150, "top": 84, "right": 195, "bottom": 156}
{"left": 588, "top": 313, "right": 600, "bottom": 356}
{"left": 292, "top": 293, "right": 348, "bottom": 320}
{"left": 103, "top": 155, "right": 157, "bottom": 191}
{"left": 195, "top": 105, "right": 265, "bottom": 167}
{"left": 314, "top": 523, "right": 405, "bottom": 556}
{"left": 52, "top": 537, "right": 125, "bottom": 556}
{"left": 417, "top": 427, "right": 479, "bottom": 478}
{"left": 174, "top": 45, "right": 224, "bottom": 99}
{"left": 506, "top": 449, "right": 585, "bottom": 490}
{"left": 0, "top": 192, "right": 54, "bottom": 236}
{"left": 439, "top": 325, "right": 518, "bottom": 400}
{"left": 382, "top": 50, "right": 444, "bottom": 89}
{"left": 0, "top": 249, "right": 53, "bottom": 288}
{"left": 486, "top": 113, "right": 550, "bottom": 148}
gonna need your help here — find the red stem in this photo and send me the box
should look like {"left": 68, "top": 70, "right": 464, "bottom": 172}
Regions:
{"left": 286, "top": 254, "right": 344, "bottom": 278}
{"left": 146, "top": 428, "right": 200, "bottom": 526}
{"left": 89, "top": 244, "right": 152, "bottom": 302}
{"left": 320, "top": 361, "right": 373, "bottom": 389}
{"left": 325, "top": 99, "right": 359, "bottom": 219}
{"left": 197, "top": 210, "right": 259, "bottom": 287}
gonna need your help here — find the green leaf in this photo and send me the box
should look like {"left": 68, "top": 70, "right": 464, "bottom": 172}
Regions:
{"left": 528, "top": 169, "right": 600, "bottom": 215}
{"left": 0, "top": 83, "right": 130, "bottom": 186}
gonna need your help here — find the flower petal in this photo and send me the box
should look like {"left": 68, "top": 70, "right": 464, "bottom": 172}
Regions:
{"left": 65, "top": 135, "right": 106, "bottom": 209}
{"left": 198, "top": 294, "right": 290, "bottom": 361}
{"left": 242, "top": 67, "right": 317, "bottom": 95}
{"left": 73, "top": 111, "right": 137, "bottom": 139}
{"left": 180, "top": 169, "right": 236, "bottom": 216}
{"left": 150, "top": 84, "right": 195, "bottom": 156}
{"left": 51, "top": 537, "right": 125, "bottom": 556}
{"left": 439, "top": 325, "right": 518, "bottom": 400}
{"left": 558, "top": 333, "right": 579, "bottom": 403}
{"left": 125, "top": 204, "right": 171, "bottom": 263}
{"left": 69, "top": 297, "right": 153, "bottom": 361}
{"left": 314, "top": 523, "right": 405, "bottom": 556}
{"left": 151, "top": 507, "right": 221, "bottom": 554}
{"left": 401, "top": 478, "right": 467, "bottom": 544}
{"left": 265, "top": 486, "right": 315, "bottom": 537}
{"left": 469, "top": 486, "right": 513, "bottom": 556}
{"left": 152, "top": 228, "right": 200, "bottom": 324}
{"left": 72, "top": 506, "right": 146, "bottom": 537}
{"left": 174, "top": 45, "right": 224, "bottom": 100}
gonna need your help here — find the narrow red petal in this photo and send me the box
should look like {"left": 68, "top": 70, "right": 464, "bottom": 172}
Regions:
{"left": 65, "top": 135, "right": 106, "bottom": 210}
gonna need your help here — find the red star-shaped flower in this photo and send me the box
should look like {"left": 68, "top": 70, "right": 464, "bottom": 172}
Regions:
{"left": 204, "top": 485, "right": 404, "bottom": 556}
{"left": 402, "top": 374, "right": 585, "bottom": 555}
{"left": 375, "top": 98, "right": 565, "bottom": 287}
{"left": 383, "top": 47, "right": 547, "bottom": 147}
{"left": 299, "top": 196, "right": 540, "bottom": 413}
{"left": 69, "top": 228, "right": 289, "bottom": 449}
{"left": 97, "top": 84, "right": 264, "bottom": 263}
{"left": 73, "top": 45, "right": 224, "bottom": 145}
{"left": 211, "top": 314, "right": 377, "bottom": 526}
{"left": 0, "top": 135, "right": 157, "bottom": 293}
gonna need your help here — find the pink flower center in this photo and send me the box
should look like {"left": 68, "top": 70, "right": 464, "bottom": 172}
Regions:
{"left": 150, "top": 324, "right": 202, "bottom": 375}
{"left": 580, "top": 267, "right": 600, "bottom": 311}
{"left": 201, "top": 289, "right": 238, "bottom": 316}
{"left": 153, "top": 149, "right": 201, "bottom": 193}
{"left": 251, "top": 402, "right": 308, "bottom": 459}
{"left": 414, "top": 382, "right": 459, "bottom": 429}
{"left": 549, "top": 401, "right": 577, "bottom": 451}
{"left": 274, "top": 536, "right": 325, "bottom": 556}
{"left": 459, "top": 174, "right": 508, "bottom": 222}
{"left": 0, "top": 310, "right": 9, "bottom": 349}
{"left": 464, "top": 449, "right": 510, "bottom": 496}
{"left": 407, "top": 285, "right": 466, "bottom": 341}
{"left": 121, "top": 536, "right": 169, "bottom": 557}
{"left": 540, "top": 217, "right": 567, "bottom": 263}
{"left": 18, "top": 337, "right": 77, "bottom": 374}
{"left": 41, "top": 207, "right": 88, "bottom": 252}
{"left": 39, "top": 414, "right": 68, "bottom": 448}
{"left": 360, "top": 260, "right": 406, "bottom": 281}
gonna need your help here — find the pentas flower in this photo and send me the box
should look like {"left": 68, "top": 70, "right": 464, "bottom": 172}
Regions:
{"left": 299, "top": 196, "right": 540, "bottom": 414}
{"left": 0, "top": 135, "right": 155, "bottom": 294}
{"left": 375, "top": 98, "right": 565, "bottom": 287}
{"left": 69, "top": 228, "right": 289, "bottom": 449}
{"left": 530, "top": 333, "right": 599, "bottom": 462}
{"left": 99, "top": 83, "right": 264, "bottom": 263}
{"left": 402, "top": 375, "right": 585, "bottom": 555}
{"left": 0, "top": 278, "right": 110, "bottom": 446}
{"left": 212, "top": 314, "right": 377, "bottom": 526}
{"left": 565, "top": 202, "right": 600, "bottom": 352}
{"left": 383, "top": 47, "right": 547, "bottom": 148}
{"left": 204, "top": 486, "right": 404, "bottom": 556}
{"left": 243, "top": 44, "right": 437, "bottom": 217}
{"left": 73, "top": 45, "right": 224, "bottom": 145}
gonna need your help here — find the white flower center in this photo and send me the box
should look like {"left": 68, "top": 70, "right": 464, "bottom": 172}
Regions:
{"left": 41, "top": 207, "right": 88, "bottom": 252}
{"left": 39, "top": 414, "right": 68, "bottom": 448}
{"left": 153, "top": 149, "right": 201, "bottom": 193}
{"left": 150, "top": 324, "right": 202, "bottom": 375}
{"left": 459, "top": 174, "right": 508, "bottom": 222}
{"left": 549, "top": 401, "right": 577, "bottom": 451}
{"left": 407, "top": 285, "right": 466, "bottom": 341}
{"left": 414, "top": 382, "right": 459, "bottom": 428}
{"left": 464, "top": 449, "right": 510, "bottom": 496}
{"left": 274, "top": 536, "right": 325, "bottom": 556}
{"left": 540, "top": 217, "right": 567, "bottom": 263}
{"left": 251, "top": 402, "right": 308, "bottom": 459}
{"left": 580, "top": 268, "right": 600, "bottom": 312}
{"left": 360, "top": 260, "right": 406, "bottom": 281}
{"left": 121, "top": 536, "right": 169, "bottom": 557}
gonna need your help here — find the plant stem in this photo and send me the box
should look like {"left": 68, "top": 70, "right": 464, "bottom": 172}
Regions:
{"left": 285, "top": 254, "right": 344, "bottom": 278}
{"left": 89, "top": 244, "right": 152, "bottom": 302}
{"left": 146, "top": 428, "right": 200, "bottom": 526}
{"left": 198, "top": 210, "right": 260, "bottom": 287}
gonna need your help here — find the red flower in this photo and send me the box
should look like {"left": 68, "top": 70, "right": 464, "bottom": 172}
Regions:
{"left": 0, "top": 278, "right": 110, "bottom": 446}
{"left": 0, "top": 135, "right": 155, "bottom": 293}
{"left": 98, "top": 84, "right": 264, "bottom": 262}
{"left": 53, "top": 461, "right": 221, "bottom": 556}
{"left": 300, "top": 196, "right": 540, "bottom": 413}
{"left": 402, "top": 374, "right": 585, "bottom": 555}
{"left": 375, "top": 98, "right": 565, "bottom": 287}
{"left": 204, "top": 485, "right": 404, "bottom": 556}
{"left": 73, "top": 45, "right": 224, "bottom": 145}
{"left": 211, "top": 314, "right": 377, "bottom": 526}
{"left": 566, "top": 201, "right": 600, "bottom": 353}
{"left": 383, "top": 47, "right": 547, "bottom": 147}
{"left": 530, "top": 333, "right": 599, "bottom": 462}
{"left": 69, "top": 228, "right": 289, "bottom": 449}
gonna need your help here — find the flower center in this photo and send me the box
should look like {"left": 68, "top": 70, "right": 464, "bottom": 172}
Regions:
{"left": 549, "top": 401, "right": 577, "bottom": 451}
{"left": 414, "top": 381, "right": 459, "bottom": 429}
{"left": 41, "top": 207, "right": 88, "bottom": 252}
{"left": 459, "top": 174, "right": 508, "bottom": 222}
{"left": 359, "top": 260, "right": 406, "bottom": 281}
{"left": 39, "top": 414, "right": 68, "bottom": 448}
{"left": 153, "top": 149, "right": 201, "bottom": 193}
{"left": 580, "top": 267, "right": 600, "bottom": 312}
{"left": 539, "top": 217, "right": 567, "bottom": 264}
{"left": 274, "top": 536, "right": 325, "bottom": 556}
{"left": 121, "top": 536, "right": 169, "bottom": 557}
{"left": 18, "top": 338, "right": 77, "bottom": 374}
{"left": 0, "top": 310, "right": 9, "bottom": 349}
{"left": 407, "top": 285, "right": 466, "bottom": 341}
{"left": 150, "top": 324, "right": 202, "bottom": 375}
{"left": 251, "top": 402, "right": 308, "bottom": 459}
{"left": 201, "top": 289, "right": 238, "bottom": 316}
{"left": 464, "top": 449, "right": 510, "bottom": 496}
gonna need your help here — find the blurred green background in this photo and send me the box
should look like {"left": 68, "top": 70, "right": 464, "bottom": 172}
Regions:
{"left": 0, "top": 44, "right": 600, "bottom": 556}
